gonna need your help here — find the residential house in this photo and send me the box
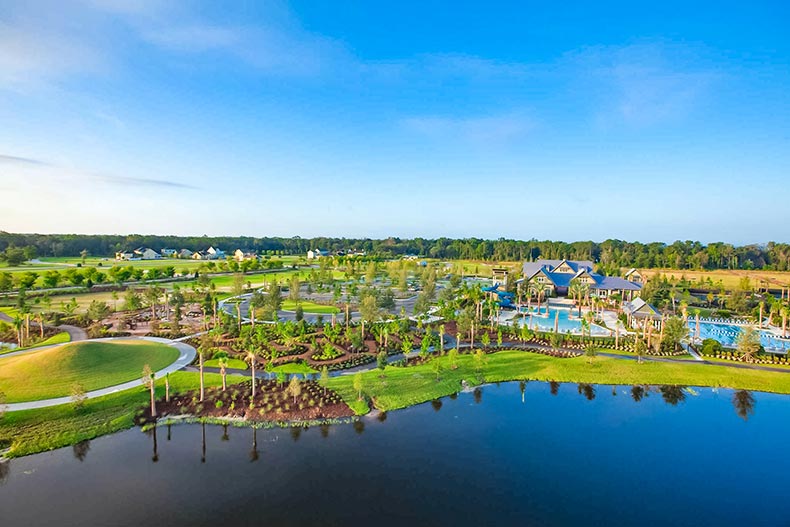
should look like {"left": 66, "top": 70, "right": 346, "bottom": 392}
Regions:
{"left": 178, "top": 249, "right": 193, "bottom": 259}
{"left": 624, "top": 268, "right": 645, "bottom": 284}
{"left": 115, "top": 250, "right": 135, "bottom": 261}
{"left": 234, "top": 249, "right": 258, "bottom": 262}
{"left": 307, "top": 249, "right": 328, "bottom": 259}
{"left": 207, "top": 247, "right": 225, "bottom": 259}
{"left": 134, "top": 247, "right": 161, "bottom": 260}
{"left": 161, "top": 248, "right": 177, "bottom": 258}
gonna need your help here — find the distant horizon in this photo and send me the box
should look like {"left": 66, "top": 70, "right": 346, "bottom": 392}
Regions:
{"left": 2, "top": 230, "right": 787, "bottom": 247}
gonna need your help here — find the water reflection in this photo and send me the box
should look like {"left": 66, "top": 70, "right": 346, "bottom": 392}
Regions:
{"left": 577, "top": 384, "right": 596, "bottom": 401}
{"left": 353, "top": 420, "right": 365, "bottom": 435}
{"left": 732, "top": 390, "right": 756, "bottom": 421}
{"left": 448, "top": 392, "right": 458, "bottom": 400}
{"left": 519, "top": 381, "right": 527, "bottom": 403}
{"left": 249, "top": 428, "right": 259, "bottom": 462}
{"left": 73, "top": 440, "right": 90, "bottom": 462}
{"left": 631, "top": 385, "right": 647, "bottom": 402}
{"left": 151, "top": 426, "right": 159, "bottom": 463}
{"left": 221, "top": 424, "right": 230, "bottom": 442}
{"left": 290, "top": 427, "right": 302, "bottom": 442}
{"left": 550, "top": 381, "right": 560, "bottom": 395}
{"left": 376, "top": 411, "right": 388, "bottom": 423}
{"left": 0, "top": 460, "right": 9, "bottom": 486}
{"left": 320, "top": 423, "right": 331, "bottom": 438}
{"left": 659, "top": 386, "right": 686, "bottom": 406}
{"left": 473, "top": 387, "right": 483, "bottom": 404}
{"left": 431, "top": 399, "right": 443, "bottom": 412}
{"left": 201, "top": 423, "right": 206, "bottom": 463}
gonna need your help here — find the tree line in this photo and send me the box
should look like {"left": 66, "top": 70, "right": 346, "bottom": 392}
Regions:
{"left": 2, "top": 232, "right": 790, "bottom": 271}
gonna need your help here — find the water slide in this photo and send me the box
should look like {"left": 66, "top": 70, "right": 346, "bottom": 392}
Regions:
{"left": 482, "top": 283, "right": 516, "bottom": 308}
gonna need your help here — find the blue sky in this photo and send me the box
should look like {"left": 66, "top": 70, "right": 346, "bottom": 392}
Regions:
{"left": 1, "top": 0, "right": 789, "bottom": 243}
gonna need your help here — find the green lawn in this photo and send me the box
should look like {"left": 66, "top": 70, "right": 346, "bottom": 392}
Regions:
{"left": 0, "top": 340, "right": 179, "bottom": 402}
{"left": 270, "top": 362, "right": 318, "bottom": 375}
{"left": 281, "top": 300, "right": 340, "bottom": 314}
{"left": 204, "top": 357, "right": 248, "bottom": 370}
{"left": 326, "top": 350, "right": 790, "bottom": 415}
{"left": 0, "top": 331, "right": 71, "bottom": 356}
{"left": 0, "top": 371, "right": 246, "bottom": 458}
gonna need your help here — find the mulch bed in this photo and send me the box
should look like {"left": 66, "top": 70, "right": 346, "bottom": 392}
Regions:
{"left": 143, "top": 380, "right": 353, "bottom": 424}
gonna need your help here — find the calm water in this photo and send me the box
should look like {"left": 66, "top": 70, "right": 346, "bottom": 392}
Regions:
{"left": 2, "top": 382, "right": 790, "bottom": 527}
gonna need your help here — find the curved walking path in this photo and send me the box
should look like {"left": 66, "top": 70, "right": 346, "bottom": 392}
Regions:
{"left": 3, "top": 337, "right": 196, "bottom": 412}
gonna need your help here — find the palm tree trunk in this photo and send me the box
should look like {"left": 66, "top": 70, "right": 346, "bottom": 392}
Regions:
{"left": 199, "top": 353, "right": 205, "bottom": 402}
{"left": 165, "top": 375, "right": 170, "bottom": 403}
{"left": 251, "top": 360, "right": 256, "bottom": 398}
{"left": 150, "top": 381, "right": 157, "bottom": 417}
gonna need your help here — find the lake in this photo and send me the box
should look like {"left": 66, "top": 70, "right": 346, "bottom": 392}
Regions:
{"left": 1, "top": 382, "right": 789, "bottom": 526}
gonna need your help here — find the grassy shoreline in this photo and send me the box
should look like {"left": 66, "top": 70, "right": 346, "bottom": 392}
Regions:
{"left": 325, "top": 350, "right": 790, "bottom": 414}
{"left": 5, "top": 349, "right": 790, "bottom": 458}
{"left": 0, "top": 371, "right": 245, "bottom": 458}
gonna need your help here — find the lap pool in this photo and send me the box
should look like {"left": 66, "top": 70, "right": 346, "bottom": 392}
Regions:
{"left": 688, "top": 320, "right": 790, "bottom": 354}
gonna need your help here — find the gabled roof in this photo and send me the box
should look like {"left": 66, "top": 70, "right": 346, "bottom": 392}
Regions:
{"left": 591, "top": 276, "right": 642, "bottom": 291}
{"left": 624, "top": 297, "right": 660, "bottom": 317}
{"left": 522, "top": 259, "right": 594, "bottom": 277}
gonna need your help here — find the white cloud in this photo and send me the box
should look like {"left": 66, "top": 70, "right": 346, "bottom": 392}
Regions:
{"left": 566, "top": 42, "right": 719, "bottom": 126}
{"left": 0, "top": 20, "right": 105, "bottom": 89}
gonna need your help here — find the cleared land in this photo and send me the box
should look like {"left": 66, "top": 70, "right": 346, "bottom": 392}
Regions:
{"left": 0, "top": 339, "right": 179, "bottom": 402}
{"left": 640, "top": 268, "right": 790, "bottom": 290}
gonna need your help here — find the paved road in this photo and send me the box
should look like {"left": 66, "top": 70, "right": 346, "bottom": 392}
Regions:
{"left": 3, "top": 337, "right": 196, "bottom": 412}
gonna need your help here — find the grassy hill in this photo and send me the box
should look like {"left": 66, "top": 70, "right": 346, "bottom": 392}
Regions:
{"left": 0, "top": 340, "right": 179, "bottom": 403}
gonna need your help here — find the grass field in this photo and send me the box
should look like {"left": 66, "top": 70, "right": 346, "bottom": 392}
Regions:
{"left": 204, "top": 357, "right": 248, "bottom": 370}
{"left": 0, "top": 340, "right": 179, "bottom": 403}
{"left": 326, "top": 350, "right": 790, "bottom": 415}
{"left": 0, "top": 371, "right": 246, "bottom": 458}
{"left": 269, "top": 362, "right": 318, "bottom": 375}
{"left": 281, "top": 300, "right": 340, "bottom": 314}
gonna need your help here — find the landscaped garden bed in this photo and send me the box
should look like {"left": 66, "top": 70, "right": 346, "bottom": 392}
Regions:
{"left": 143, "top": 379, "right": 353, "bottom": 424}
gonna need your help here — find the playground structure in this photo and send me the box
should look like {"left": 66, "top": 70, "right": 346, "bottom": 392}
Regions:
{"left": 482, "top": 283, "right": 516, "bottom": 309}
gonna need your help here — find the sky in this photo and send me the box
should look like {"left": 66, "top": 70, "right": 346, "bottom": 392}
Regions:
{"left": 0, "top": 0, "right": 789, "bottom": 244}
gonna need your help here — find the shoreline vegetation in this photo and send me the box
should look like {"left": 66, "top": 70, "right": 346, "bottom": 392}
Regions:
{"left": 5, "top": 348, "right": 790, "bottom": 458}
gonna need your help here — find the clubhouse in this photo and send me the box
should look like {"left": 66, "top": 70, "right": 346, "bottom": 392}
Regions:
{"left": 520, "top": 259, "right": 642, "bottom": 300}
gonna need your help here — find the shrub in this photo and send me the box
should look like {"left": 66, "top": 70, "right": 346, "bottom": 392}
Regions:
{"left": 700, "top": 338, "right": 724, "bottom": 356}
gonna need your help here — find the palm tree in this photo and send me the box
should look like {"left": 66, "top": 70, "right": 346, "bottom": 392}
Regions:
{"left": 736, "top": 326, "right": 761, "bottom": 362}
{"left": 568, "top": 281, "right": 588, "bottom": 317}
{"left": 216, "top": 352, "right": 229, "bottom": 391}
{"left": 142, "top": 365, "right": 156, "bottom": 417}
{"left": 197, "top": 336, "right": 210, "bottom": 402}
{"left": 245, "top": 345, "right": 258, "bottom": 399}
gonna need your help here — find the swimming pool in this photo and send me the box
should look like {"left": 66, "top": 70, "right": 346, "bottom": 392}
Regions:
{"left": 688, "top": 320, "right": 790, "bottom": 354}
{"left": 501, "top": 306, "right": 611, "bottom": 336}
